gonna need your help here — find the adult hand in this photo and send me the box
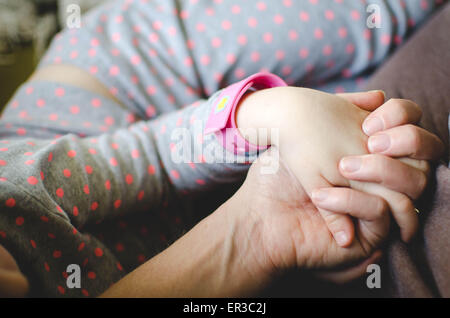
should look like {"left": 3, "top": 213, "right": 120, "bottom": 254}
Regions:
{"left": 313, "top": 93, "right": 444, "bottom": 248}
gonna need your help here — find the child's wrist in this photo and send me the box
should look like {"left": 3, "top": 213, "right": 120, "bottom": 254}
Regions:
{"left": 235, "top": 86, "right": 302, "bottom": 147}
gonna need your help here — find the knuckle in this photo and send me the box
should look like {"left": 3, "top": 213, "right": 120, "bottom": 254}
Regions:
{"left": 323, "top": 212, "right": 346, "bottom": 230}
{"left": 365, "top": 154, "right": 387, "bottom": 183}
{"left": 397, "top": 195, "right": 414, "bottom": 215}
{"left": 392, "top": 100, "right": 410, "bottom": 124}
{"left": 406, "top": 124, "right": 421, "bottom": 152}
{"left": 374, "top": 197, "right": 389, "bottom": 219}
{"left": 414, "top": 171, "right": 428, "bottom": 199}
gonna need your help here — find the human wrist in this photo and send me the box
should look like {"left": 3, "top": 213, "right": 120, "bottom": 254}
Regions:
{"left": 236, "top": 87, "right": 292, "bottom": 146}
{"left": 235, "top": 86, "right": 304, "bottom": 148}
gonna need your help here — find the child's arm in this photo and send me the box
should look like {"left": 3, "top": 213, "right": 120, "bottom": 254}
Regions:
{"left": 179, "top": 0, "right": 446, "bottom": 94}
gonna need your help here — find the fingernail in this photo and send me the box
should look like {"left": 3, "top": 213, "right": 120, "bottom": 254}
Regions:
{"left": 312, "top": 189, "right": 328, "bottom": 202}
{"left": 368, "top": 134, "right": 391, "bottom": 153}
{"left": 335, "top": 231, "right": 349, "bottom": 246}
{"left": 363, "top": 117, "right": 384, "bottom": 136}
{"left": 340, "top": 157, "right": 362, "bottom": 173}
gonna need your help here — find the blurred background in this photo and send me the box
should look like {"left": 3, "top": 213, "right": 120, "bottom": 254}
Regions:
{"left": 0, "top": 0, "right": 106, "bottom": 111}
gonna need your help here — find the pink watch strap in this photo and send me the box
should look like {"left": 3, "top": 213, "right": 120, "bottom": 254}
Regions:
{"left": 204, "top": 72, "right": 287, "bottom": 155}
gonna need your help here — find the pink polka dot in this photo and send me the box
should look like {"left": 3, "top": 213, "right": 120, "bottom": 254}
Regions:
{"left": 67, "top": 150, "right": 77, "bottom": 158}
{"left": 30, "top": 240, "right": 36, "bottom": 248}
{"left": 104, "top": 116, "right": 115, "bottom": 126}
{"left": 211, "top": 37, "right": 222, "bottom": 48}
{"left": 248, "top": 17, "right": 258, "bottom": 27}
{"left": 109, "top": 65, "right": 120, "bottom": 76}
{"left": 17, "top": 128, "right": 27, "bottom": 136}
{"left": 226, "top": 53, "right": 236, "bottom": 64}
{"left": 131, "top": 55, "right": 141, "bottom": 65}
{"left": 27, "top": 176, "right": 38, "bottom": 185}
{"left": 146, "top": 85, "right": 157, "bottom": 96}
{"left": 137, "top": 190, "right": 144, "bottom": 200}
{"left": 40, "top": 171, "right": 44, "bottom": 180}
{"left": 91, "top": 37, "right": 99, "bottom": 46}
{"left": 83, "top": 184, "right": 90, "bottom": 194}
{"left": 171, "top": 170, "right": 180, "bottom": 179}
{"left": 49, "top": 113, "right": 58, "bottom": 121}
{"left": 196, "top": 179, "right": 206, "bottom": 185}
{"left": 56, "top": 188, "right": 64, "bottom": 198}
{"left": 114, "top": 199, "right": 122, "bottom": 209}
{"left": 381, "top": 34, "right": 391, "bottom": 45}
{"left": 314, "top": 28, "right": 324, "bottom": 39}
{"left": 125, "top": 174, "right": 134, "bottom": 185}
{"left": 16, "top": 217, "right": 24, "bottom": 226}
{"left": 131, "top": 149, "right": 140, "bottom": 159}
{"left": 276, "top": 50, "right": 285, "bottom": 60}
{"left": 55, "top": 87, "right": 65, "bottom": 97}
{"left": 274, "top": 14, "right": 284, "bottom": 24}
{"left": 26, "top": 86, "right": 34, "bottom": 95}
{"left": 237, "top": 34, "right": 247, "bottom": 45}
{"left": 346, "top": 43, "right": 355, "bottom": 54}
{"left": 53, "top": 250, "right": 62, "bottom": 258}
{"left": 91, "top": 98, "right": 102, "bottom": 107}
{"left": 251, "top": 51, "right": 261, "bottom": 62}
{"left": 325, "top": 10, "right": 335, "bottom": 20}
{"left": 88, "top": 148, "right": 97, "bottom": 155}
{"left": 263, "top": 32, "right": 273, "bottom": 43}
{"left": 148, "top": 32, "right": 159, "bottom": 43}
{"left": 222, "top": 20, "right": 232, "bottom": 30}
{"left": 351, "top": 10, "right": 361, "bottom": 20}
{"left": 94, "top": 247, "right": 103, "bottom": 257}
{"left": 110, "top": 158, "right": 118, "bottom": 166}
{"left": 289, "top": 30, "right": 298, "bottom": 40}
{"left": 48, "top": 152, "right": 53, "bottom": 162}
{"left": 85, "top": 165, "right": 93, "bottom": 174}
{"left": 148, "top": 165, "right": 156, "bottom": 175}
{"left": 70, "top": 105, "right": 80, "bottom": 114}
{"left": 36, "top": 99, "right": 46, "bottom": 107}
{"left": 323, "top": 45, "right": 333, "bottom": 56}
{"left": 146, "top": 105, "right": 156, "bottom": 117}
{"left": 256, "top": 2, "right": 267, "bottom": 10}
{"left": 338, "top": 27, "right": 348, "bottom": 38}
{"left": 73, "top": 206, "right": 79, "bottom": 216}
{"left": 105, "top": 179, "right": 111, "bottom": 190}
{"left": 231, "top": 5, "right": 241, "bottom": 14}
{"left": 90, "top": 201, "right": 98, "bottom": 211}
{"left": 184, "top": 57, "right": 193, "bottom": 66}
{"left": 196, "top": 23, "right": 205, "bottom": 32}
{"left": 299, "top": 11, "right": 310, "bottom": 22}
{"left": 201, "top": 55, "right": 211, "bottom": 65}
{"left": 5, "top": 198, "right": 16, "bottom": 208}
{"left": 0, "top": 148, "right": 8, "bottom": 152}
{"left": 25, "top": 159, "right": 34, "bottom": 165}
{"left": 282, "top": 66, "right": 292, "bottom": 76}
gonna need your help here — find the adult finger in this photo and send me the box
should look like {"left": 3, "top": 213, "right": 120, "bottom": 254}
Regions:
{"left": 362, "top": 99, "right": 422, "bottom": 136}
{"left": 308, "top": 178, "right": 355, "bottom": 248}
{"left": 339, "top": 154, "right": 428, "bottom": 200}
{"left": 368, "top": 124, "right": 445, "bottom": 161}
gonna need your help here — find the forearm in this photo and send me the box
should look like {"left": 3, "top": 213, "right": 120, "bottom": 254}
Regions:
{"left": 100, "top": 198, "right": 270, "bottom": 298}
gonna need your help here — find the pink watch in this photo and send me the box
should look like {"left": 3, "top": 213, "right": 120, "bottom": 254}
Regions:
{"left": 204, "top": 72, "right": 288, "bottom": 155}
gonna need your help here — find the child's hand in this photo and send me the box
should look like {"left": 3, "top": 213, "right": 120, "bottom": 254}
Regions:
{"left": 236, "top": 87, "right": 442, "bottom": 247}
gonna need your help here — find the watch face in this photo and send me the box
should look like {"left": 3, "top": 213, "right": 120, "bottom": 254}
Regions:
{"left": 215, "top": 95, "right": 230, "bottom": 114}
